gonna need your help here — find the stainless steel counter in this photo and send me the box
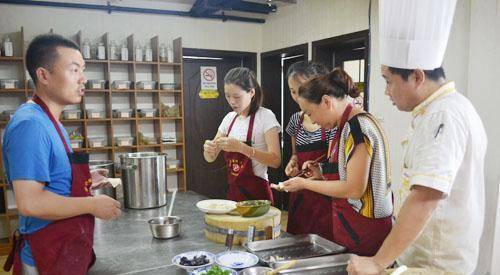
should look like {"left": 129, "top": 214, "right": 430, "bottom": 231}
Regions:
{"left": 89, "top": 191, "right": 231, "bottom": 275}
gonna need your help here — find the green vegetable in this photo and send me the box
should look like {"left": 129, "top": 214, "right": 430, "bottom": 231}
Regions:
{"left": 202, "top": 265, "right": 231, "bottom": 275}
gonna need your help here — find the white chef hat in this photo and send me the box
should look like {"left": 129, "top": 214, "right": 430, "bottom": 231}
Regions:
{"left": 379, "top": 0, "right": 457, "bottom": 70}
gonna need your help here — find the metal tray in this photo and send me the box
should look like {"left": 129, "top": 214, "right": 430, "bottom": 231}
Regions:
{"left": 243, "top": 234, "right": 346, "bottom": 266}
{"left": 269, "top": 254, "right": 352, "bottom": 274}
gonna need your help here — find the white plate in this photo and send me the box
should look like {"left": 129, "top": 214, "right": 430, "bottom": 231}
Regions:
{"left": 189, "top": 265, "right": 237, "bottom": 275}
{"left": 215, "top": 251, "right": 259, "bottom": 269}
{"left": 196, "top": 199, "right": 237, "bottom": 214}
{"left": 172, "top": 250, "right": 215, "bottom": 271}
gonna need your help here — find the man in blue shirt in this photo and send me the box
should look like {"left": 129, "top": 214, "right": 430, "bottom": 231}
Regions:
{"left": 2, "top": 34, "right": 121, "bottom": 274}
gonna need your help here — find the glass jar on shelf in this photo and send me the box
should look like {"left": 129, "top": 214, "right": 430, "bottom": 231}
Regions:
{"left": 82, "top": 39, "right": 91, "bottom": 59}
{"left": 135, "top": 43, "right": 143, "bottom": 62}
{"left": 120, "top": 43, "right": 129, "bottom": 61}
{"left": 144, "top": 43, "right": 153, "bottom": 62}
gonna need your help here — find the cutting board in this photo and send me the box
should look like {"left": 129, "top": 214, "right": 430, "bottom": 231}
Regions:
{"left": 204, "top": 206, "right": 281, "bottom": 245}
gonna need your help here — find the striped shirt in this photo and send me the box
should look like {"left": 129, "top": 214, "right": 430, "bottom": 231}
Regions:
{"left": 285, "top": 112, "right": 336, "bottom": 146}
{"left": 338, "top": 113, "right": 393, "bottom": 219}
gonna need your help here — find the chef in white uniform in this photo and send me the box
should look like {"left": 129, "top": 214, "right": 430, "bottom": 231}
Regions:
{"left": 347, "top": 0, "right": 488, "bottom": 274}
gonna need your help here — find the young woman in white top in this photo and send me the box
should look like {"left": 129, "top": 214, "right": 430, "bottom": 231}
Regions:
{"left": 203, "top": 67, "right": 281, "bottom": 203}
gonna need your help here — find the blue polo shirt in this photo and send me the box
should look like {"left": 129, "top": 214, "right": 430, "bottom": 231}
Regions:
{"left": 2, "top": 103, "right": 73, "bottom": 266}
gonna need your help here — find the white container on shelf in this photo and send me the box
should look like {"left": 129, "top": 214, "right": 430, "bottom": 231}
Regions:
{"left": 144, "top": 44, "right": 153, "bottom": 62}
{"left": 86, "top": 79, "right": 105, "bottom": 90}
{"left": 97, "top": 42, "right": 106, "bottom": 60}
{"left": 166, "top": 158, "right": 180, "bottom": 169}
{"left": 70, "top": 139, "right": 83, "bottom": 149}
{"left": 88, "top": 137, "right": 107, "bottom": 148}
{"left": 86, "top": 109, "right": 105, "bottom": 119}
{"left": 167, "top": 45, "right": 173, "bottom": 63}
{"left": 115, "top": 136, "right": 134, "bottom": 146}
{"left": 0, "top": 79, "right": 19, "bottom": 89}
{"left": 109, "top": 40, "right": 118, "bottom": 60}
{"left": 6, "top": 189, "right": 17, "bottom": 209}
{"left": 82, "top": 39, "right": 91, "bottom": 59}
{"left": 159, "top": 43, "right": 167, "bottom": 62}
{"left": 137, "top": 108, "right": 156, "bottom": 118}
{"left": 3, "top": 36, "right": 13, "bottom": 57}
{"left": 62, "top": 109, "right": 81, "bottom": 120}
{"left": 135, "top": 44, "right": 143, "bottom": 62}
{"left": 136, "top": 81, "right": 156, "bottom": 90}
{"left": 112, "top": 80, "right": 131, "bottom": 90}
{"left": 121, "top": 44, "right": 129, "bottom": 61}
{"left": 113, "top": 108, "right": 133, "bottom": 118}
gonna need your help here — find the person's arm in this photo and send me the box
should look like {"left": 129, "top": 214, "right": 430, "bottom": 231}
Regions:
{"left": 285, "top": 141, "right": 371, "bottom": 199}
{"left": 285, "top": 137, "right": 299, "bottom": 177}
{"left": 13, "top": 180, "right": 121, "bottom": 220}
{"left": 203, "top": 131, "right": 225, "bottom": 163}
{"left": 238, "top": 127, "right": 281, "bottom": 168}
{"left": 347, "top": 186, "right": 443, "bottom": 274}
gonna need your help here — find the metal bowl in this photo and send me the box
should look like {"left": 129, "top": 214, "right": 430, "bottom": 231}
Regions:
{"left": 238, "top": 267, "right": 273, "bottom": 275}
{"left": 148, "top": 216, "right": 181, "bottom": 239}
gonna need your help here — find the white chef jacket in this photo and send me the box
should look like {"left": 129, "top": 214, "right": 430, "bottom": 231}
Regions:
{"left": 396, "top": 82, "right": 487, "bottom": 274}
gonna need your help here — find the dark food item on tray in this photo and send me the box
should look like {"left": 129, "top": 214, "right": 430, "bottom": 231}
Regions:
{"left": 179, "top": 255, "right": 209, "bottom": 267}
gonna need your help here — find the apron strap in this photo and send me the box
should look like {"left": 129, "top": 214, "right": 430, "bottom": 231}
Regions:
{"left": 246, "top": 113, "right": 256, "bottom": 144}
{"left": 226, "top": 112, "right": 256, "bottom": 145}
{"left": 328, "top": 104, "right": 354, "bottom": 163}
{"left": 32, "top": 95, "right": 71, "bottom": 154}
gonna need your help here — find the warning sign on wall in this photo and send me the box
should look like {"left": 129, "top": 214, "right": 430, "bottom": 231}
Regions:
{"left": 199, "top": 66, "right": 219, "bottom": 99}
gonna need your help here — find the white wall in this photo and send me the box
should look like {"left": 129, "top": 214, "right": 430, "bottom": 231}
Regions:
{"left": 0, "top": 1, "right": 262, "bottom": 52}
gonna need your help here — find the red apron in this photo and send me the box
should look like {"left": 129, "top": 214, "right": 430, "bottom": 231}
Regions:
{"left": 326, "top": 104, "right": 392, "bottom": 256}
{"left": 286, "top": 114, "right": 333, "bottom": 241}
{"left": 4, "top": 95, "right": 96, "bottom": 275}
{"left": 224, "top": 113, "right": 274, "bottom": 204}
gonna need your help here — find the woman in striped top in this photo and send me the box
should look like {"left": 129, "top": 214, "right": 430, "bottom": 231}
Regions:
{"left": 277, "top": 61, "right": 336, "bottom": 240}
{"left": 281, "top": 68, "right": 393, "bottom": 256}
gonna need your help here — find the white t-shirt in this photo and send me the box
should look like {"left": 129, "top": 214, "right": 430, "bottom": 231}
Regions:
{"left": 396, "top": 82, "right": 487, "bottom": 274}
{"left": 218, "top": 107, "right": 281, "bottom": 181}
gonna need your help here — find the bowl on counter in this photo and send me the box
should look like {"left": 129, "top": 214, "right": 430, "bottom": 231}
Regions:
{"left": 189, "top": 265, "right": 237, "bottom": 275}
{"left": 238, "top": 267, "right": 273, "bottom": 275}
{"left": 148, "top": 216, "right": 181, "bottom": 239}
{"left": 172, "top": 250, "right": 215, "bottom": 271}
{"left": 215, "top": 251, "right": 258, "bottom": 270}
{"left": 235, "top": 200, "right": 271, "bottom": 217}
{"left": 196, "top": 199, "right": 237, "bottom": 214}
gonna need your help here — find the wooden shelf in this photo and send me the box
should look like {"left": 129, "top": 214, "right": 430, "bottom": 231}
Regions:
{"left": 159, "top": 89, "right": 182, "bottom": 93}
{"left": 137, "top": 117, "right": 160, "bottom": 121}
{"left": 86, "top": 118, "right": 111, "bottom": 122}
{"left": 112, "top": 117, "right": 137, "bottom": 121}
{"left": 159, "top": 62, "right": 182, "bottom": 66}
{"left": 137, "top": 144, "right": 161, "bottom": 148}
{"left": 161, "top": 117, "right": 183, "bottom": 121}
{"left": 110, "top": 89, "right": 135, "bottom": 93}
{"left": 135, "top": 61, "right": 158, "bottom": 65}
{"left": 0, "top": 32, "right": 187, "bottom": 254}
{"left": 162, "top": 142, "right": 184, "bottom": 147}
{"left": 87, "top": 147, "right": 113, "bottom": 151}
{"left": 0, "top": 209, "right": 18, "bottom": 218}
{"left": 0, "top": 56, "right": 23, "bottom": 62}
{"left": 110, "top": 60, "right": 134, "bottom": 65}
{"left": 85, "top": 89, "right": 110, "bottom": 93}
{"left": 0, "top": 89, "right": 25, "bottom": 93}
{"left": 84, "top": 59, "right": 108, "bottom": 64}
{"left": 61, "top": 119, "right": 85, "bottom": 123}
